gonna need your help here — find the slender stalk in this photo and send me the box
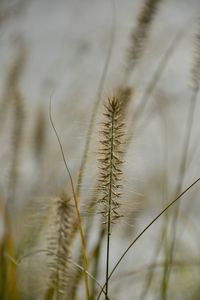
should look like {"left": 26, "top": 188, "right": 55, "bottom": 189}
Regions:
{"left": 105, "top": 107, "right": 114, "bottom": 300}
{"left": 166, "top": 87, "right": 199, "bottom": 295}
{"left": 49, "top": 98, "right": 90, "bottom": 300}
{"left": 98, "top": 98, "right": 124, "bottom": 299}
{"left": 7, "top": 90, "right": 25, "bottom": 214}
{"left": 91, "top": 227, "right": 105, "bottom": 300}
{"left": 111, "top": 259, "right": 200, "bottom": 282}
{"left": 133, "top": 27, "right": 190, "bottom": 125}
{"left": 8, "top": 249, "right": 108, "bottom": 298}
{"left": 139, "top": 98, "right": 169, "bottom": 300}
{"left": 96, "top": 177, "right": 200, "bottom": 300}
{"left": 76, "top": 0, "right": 116, "bottom": 199}
{"left": 105, "top": 221, "right": 111, "bottom": 300}
{"left": 126, "top": 27, "right": 190, "bottom": 147}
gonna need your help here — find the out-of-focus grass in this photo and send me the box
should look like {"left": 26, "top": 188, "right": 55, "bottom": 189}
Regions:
{"left": 0, "top": 1, "right": 200, "bottom": 299}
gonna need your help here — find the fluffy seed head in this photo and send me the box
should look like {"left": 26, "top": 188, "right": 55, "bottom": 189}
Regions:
{"left": 126, "top": 0, "right": 161, "bottom": 75}
{"left": 98, "top": 97, "right": 125, "bottom": 223}
{"left": 48, "top": 193, "right": 74, "bottom": 295}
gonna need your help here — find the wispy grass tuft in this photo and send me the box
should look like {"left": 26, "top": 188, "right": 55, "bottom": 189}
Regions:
{"left": 125, "top": 0, "right": 162, "bottom": 77}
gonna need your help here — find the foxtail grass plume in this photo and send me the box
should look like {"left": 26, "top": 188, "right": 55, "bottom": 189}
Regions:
{"left": 126, "top": 0, "right": 161, "bottom": 76}
{"left": 48, "top": 193, "right": 74, "bottom": 296}
{"left": 98, "top": 97, "right": 125, "bottom": 224}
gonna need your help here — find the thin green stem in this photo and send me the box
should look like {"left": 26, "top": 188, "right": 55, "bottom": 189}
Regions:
{"left": 91, "top": 227, "right": 105, "bottom": 300}
{"left": 96, "top": 177, "right": 200, "bottom": 300}
{"left": 105, "top": 106, "right": 114, "bottom": 300}
{"left": 166, "top": 87, "right": 199, "bottom": 295}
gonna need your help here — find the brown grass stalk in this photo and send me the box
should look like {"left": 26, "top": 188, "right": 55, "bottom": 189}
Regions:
{"left": 49, "top": 98, "right": 90, "bottom": 300}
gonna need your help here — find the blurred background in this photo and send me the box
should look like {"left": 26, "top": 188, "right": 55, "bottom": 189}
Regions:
{"left": 1, "top": 0, "right": 200, "bottom": 299}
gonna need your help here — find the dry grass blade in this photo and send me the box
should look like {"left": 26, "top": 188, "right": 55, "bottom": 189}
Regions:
{"left": 7, "top": 90, "right": 25, "bottom": 214}
{"left": 49, "top": 97, "right": 90, "bottom": 300}
{"left": 111, "top": 259, "right": 200, "bottom": 282}
{"left": 166, "top": 19, "right": 200, "bottom": 296}
{"left": 0, "top": 197, "right": 19, "bottom": 300}
{"left": 96, "top": 177, "right": 200, "bottom": 300}
{"left": 128, "top": 25, "right": 191, "bottom": 136}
